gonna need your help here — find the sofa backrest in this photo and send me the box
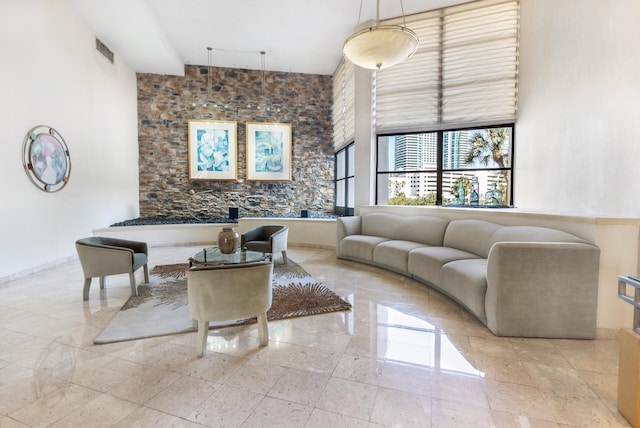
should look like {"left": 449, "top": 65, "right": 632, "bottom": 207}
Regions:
{"left": 361, "top": 213, "right": 449, "bottom": 246}
{"left": 489, "top": 225, "right": 590, "bottom": 247}
{"left": 443, "top": 219, "right": 502, "bottom": 258}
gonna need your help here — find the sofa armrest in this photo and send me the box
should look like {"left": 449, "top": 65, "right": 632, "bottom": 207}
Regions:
{"left": 268, "top": 226, "right": 288, "bottom": 253}
{"left": 336, "top": 216, "right": 362, "bottom": 257}
{"left": 76, "top": 244, "right": 136, "bottom": 277}
{"left": 337, "top": 216, "right": 361, "bottom": 240}
{"left": 485, "top": 242, "right": 600, "bottom": 338}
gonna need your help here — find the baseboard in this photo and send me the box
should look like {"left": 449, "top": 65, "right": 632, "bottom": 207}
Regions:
{"left": 0, "top": 255, "right": 78, "bottom": 285}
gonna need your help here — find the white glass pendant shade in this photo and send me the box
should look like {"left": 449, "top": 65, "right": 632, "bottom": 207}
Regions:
{"left": 343, "top": 25, "right": 418, "bottom": 70}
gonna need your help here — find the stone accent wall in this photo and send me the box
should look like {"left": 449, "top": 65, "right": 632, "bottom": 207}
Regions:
{"left": 137, "top": 65, "right": 334, "bottom": 219}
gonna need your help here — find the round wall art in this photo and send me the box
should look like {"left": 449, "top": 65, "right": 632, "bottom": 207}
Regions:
{"left": 22, "top": 125, "right": 71, "bottom": 192}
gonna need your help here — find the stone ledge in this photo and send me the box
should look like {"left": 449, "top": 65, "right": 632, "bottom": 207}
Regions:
{"left": 94, "top": 217, "right": 337, "bottom": 249}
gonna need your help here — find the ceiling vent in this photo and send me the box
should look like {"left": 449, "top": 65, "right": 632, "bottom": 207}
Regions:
{"left": 95, "top": 38, "right": 114, "bottom": 64}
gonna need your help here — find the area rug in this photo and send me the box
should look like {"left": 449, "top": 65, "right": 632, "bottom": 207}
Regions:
{"left": 94, "top": 258, "right": 351, "bottom": 344}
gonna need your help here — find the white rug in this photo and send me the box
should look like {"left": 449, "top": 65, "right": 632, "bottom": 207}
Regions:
{"left": 94, "top": 258, "right": 350, "bottom": 344}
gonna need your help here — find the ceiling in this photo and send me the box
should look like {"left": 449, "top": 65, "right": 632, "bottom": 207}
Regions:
{"left": 64, "top": 0, "right": 471, "bottom": 76}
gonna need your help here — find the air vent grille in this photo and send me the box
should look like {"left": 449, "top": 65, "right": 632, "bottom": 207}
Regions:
{"left": 95, "top": 38, "right": 114, "bottom": 64}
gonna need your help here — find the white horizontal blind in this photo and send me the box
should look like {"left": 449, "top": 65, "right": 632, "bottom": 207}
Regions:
{"left": 376, "top": 0, "right": 519, "bottom": 134}
{"left": 442, "top": 0, "right": 519, "bottom": 125}
{"left": 332, "top": 59, "right": 355, "bottom": 150}
{"left": 375, "top": 13, "right": 442, "bottom": 132}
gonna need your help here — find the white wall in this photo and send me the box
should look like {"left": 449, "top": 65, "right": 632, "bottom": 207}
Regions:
{"left": 0, "top": 0, "right": 140, "bottom": 281}
{"left": 513, "top": 0, "right": 640, "bottom": 328}
{"left": 516, "top": 0, "right": 640, "bottom": 216}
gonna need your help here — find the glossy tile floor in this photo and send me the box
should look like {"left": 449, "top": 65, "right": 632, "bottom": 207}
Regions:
{"left": 0, "top": 245, "right": 630, "bottom": 427}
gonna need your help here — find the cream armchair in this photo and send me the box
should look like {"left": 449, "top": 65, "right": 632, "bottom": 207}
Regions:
{"left": 241, "top": 225, "right": 289, "bottom": 264}
{"left": 187, "top": 261, "right": 273, "bottom": 357}
{"left": 75, "top": 237, "right": 149, "bottom": 301}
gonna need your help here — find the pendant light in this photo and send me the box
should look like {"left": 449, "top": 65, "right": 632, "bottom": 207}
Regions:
{"left": 343, "top": 0, "right": 419, "bottom": 70}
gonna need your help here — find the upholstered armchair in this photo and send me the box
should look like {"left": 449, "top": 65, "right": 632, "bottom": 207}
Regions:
{"left": 75, "top": 237, "right": 149, "bottom": 301}
{"left": 241, "top": 225, "right": 289, "bottom": 264}
{"left": 187, "top": 261, "right": 273, "bottom": 357}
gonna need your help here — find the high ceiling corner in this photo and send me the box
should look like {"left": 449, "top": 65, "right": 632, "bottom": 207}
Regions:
{"left": 64, "top": 0, "right": 473, "bottom": 76}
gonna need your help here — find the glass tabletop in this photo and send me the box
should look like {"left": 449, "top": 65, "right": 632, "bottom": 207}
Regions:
{"left": 189, "top": 246, "right": 270, "bottom": 266}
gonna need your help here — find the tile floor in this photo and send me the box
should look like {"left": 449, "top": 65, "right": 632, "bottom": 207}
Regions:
{"left": 0, "top": 245, "right": 630, "bottom": 427}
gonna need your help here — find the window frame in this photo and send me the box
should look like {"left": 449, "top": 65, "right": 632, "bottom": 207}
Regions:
{"left": 335, "top": 142, "right": 355, "bottom": 216}
{"left": 376, "top": 124, "right": 515, "bottom": 207}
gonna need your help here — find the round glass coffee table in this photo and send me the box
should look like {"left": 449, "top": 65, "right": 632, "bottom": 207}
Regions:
{"left": 189, "top": 246, "right": 270, "bottom": 267}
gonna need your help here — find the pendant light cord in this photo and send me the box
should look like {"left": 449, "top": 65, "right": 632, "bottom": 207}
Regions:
{"left": 357, "top": 0, "right": 407, "bottom": 28}
{"left": 260, "top": 51, "right": 266, "bottom": 99}
{"left": 400, "top": 0, "right": 407, "bottom": 28}
{"left": 207, "top": 47, "right": 212, "bottom": 93}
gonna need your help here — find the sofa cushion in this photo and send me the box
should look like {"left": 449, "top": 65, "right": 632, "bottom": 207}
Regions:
{"left": 408, "top": 247, "right": 479, "bottom": 286}
{"left": 439, "top": 259, "right": 489, "bottom": 322}
{"left": 340, "top": 235, "right": 390, "bottom": 261}
{"left": 443, "top": 219, "right": 502, "bottom": 258}
{"left": 361, "top": 213, "right": 397, "bottom": 238}
{"left": 373, "top": 240, "right": 428, "bottom": 273}
{"left": 361, "top": 213, "right": 449, "bottom": 246}
{"left": 388, "top": 215, "right": 449, "bottom": 246}
{"left": 133, "top": 252, "right": 148, "bottom": 271}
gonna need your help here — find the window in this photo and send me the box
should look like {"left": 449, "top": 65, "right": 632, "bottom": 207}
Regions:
{"left": 335, "top": 143, "right": 355, "bottom": 216}
{"left": 376, "top": 0, "right": 519, "bottom": 134}
{"left": 377, "top": 125, "right": 513, "bottom": 206}
{"left": 374, "top": 0, "right": 518, "bottom": 207}
{"left": 332, "top": 59, "right": 355, "bottom": 216}
{"left": 332, "top": 60, "right": 355, "bottom": 150}
{"left": 332, "top": 0, "right": 519, "bottom": 212}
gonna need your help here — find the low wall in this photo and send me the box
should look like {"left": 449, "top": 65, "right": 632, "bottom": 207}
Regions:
{"left": 92, "top": 217, "right": 337, "bottom": 249}
{"left": 236, "top": 218, "right": 336, "bottom": 249}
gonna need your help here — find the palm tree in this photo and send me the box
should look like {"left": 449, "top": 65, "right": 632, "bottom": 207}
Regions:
{"left": 465, "top": 128, "right": 510, "bottom": 205}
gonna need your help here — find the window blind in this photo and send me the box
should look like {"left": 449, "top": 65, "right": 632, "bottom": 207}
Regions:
{"left": 332, "top": 59, "right": 355, "bottom": 151}
{"left": 375, "top": 0, "right": 519, "bottom": 134}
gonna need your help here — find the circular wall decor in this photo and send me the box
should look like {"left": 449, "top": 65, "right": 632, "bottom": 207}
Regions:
{"left": 22, "top": 125, "right": 71, "bottom": 192}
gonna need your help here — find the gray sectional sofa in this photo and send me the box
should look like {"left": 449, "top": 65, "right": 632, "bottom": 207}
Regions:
{"left": 336, "top": 212, "right": 600, "bottom": 339}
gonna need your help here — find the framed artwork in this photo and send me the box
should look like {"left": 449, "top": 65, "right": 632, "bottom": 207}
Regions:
{"left": 188, "top": 120, "right": 237, "bottom": 180}
{"left": 22, "top": 125, "right": 71, "bottom": 192}
{"left": 246, "top": 122, "right": 292, "bottom": 181}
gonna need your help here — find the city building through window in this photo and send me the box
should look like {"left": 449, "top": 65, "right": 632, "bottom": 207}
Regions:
{"left": 377, "top": 125, "right": 513, "bottom": 207}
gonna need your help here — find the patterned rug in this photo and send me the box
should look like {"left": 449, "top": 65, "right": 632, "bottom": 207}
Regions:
{"left": 94, "top": 257, "right": 351, "bottom": 344}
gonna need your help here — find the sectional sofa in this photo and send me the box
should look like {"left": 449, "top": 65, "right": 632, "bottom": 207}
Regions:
{"left": 336, "top": 212, "right": 600, "bottom": 339}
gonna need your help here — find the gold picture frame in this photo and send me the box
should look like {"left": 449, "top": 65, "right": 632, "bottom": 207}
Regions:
{"left": 246, "top": 122, "right": 292, "bottom": 181}
{"left": 188, "top": 120, "right": 237, "bottom": 180}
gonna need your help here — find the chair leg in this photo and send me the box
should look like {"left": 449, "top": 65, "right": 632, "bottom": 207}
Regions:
{"left": 129, "top": 273, "right": 138, "bottom": 297}
{"left": 129, "top": 272, "right": 138, "bottom": 296}
{"left": 281, "top": 251, "right": 288, "bottom": 264}
{"left": 143, "top": 264, "right": 149, "bottom": 283}
{"left": 99, "top": 276, "right": 106, "bottom": 289}
{"left": 257, "top": 312, "right": 269, "bottom": 346}
{"left": 82, "top": 278, "right": 92, "bottom": 301}
{"left": 196, "top": 320, "right": 209, "bottom": 357}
